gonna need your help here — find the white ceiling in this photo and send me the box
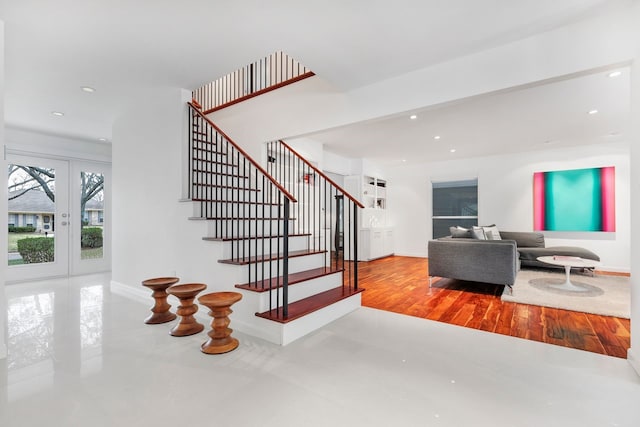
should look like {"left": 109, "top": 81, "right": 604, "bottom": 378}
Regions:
{"left": 0, "top": 0, "right": 631, "bottom": 161}
{"left": 306, "top": 67, "right": 631, "bottom": 165}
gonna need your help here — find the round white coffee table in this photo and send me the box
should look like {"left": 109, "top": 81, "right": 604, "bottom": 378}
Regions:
{"left": 536, "top": 256, "right": 600, "bottom": 292}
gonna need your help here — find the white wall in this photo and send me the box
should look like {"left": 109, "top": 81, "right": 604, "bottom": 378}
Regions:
{"left": 111, "top": 88, "right": 245, "bottom": 296}
{"left": 386, "top": 142, "right": 630, "bottom": 272}
{"left": 0, "top": 20, "right": 7, "bottom": 359}
{"left": 111, "top": 88, "right": 187, "bottom": 286}
{"left": 628, "top": 3, "right": 640, "bottom": 376}
{"left": 323, "top": 151, "right": 352, "bottom": 176}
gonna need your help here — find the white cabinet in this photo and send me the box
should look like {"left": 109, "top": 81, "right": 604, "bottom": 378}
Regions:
{"left": 360, "top": 227, "right": 394, "bottom": 261}
{"left": 383, "top": 228, "right": 394, "bottom": 256}
{"left": 344, "top": 174, "right": 393, "bottom": 261}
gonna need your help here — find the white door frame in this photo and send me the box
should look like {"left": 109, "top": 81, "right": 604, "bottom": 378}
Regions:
{"left": 6, "top": 155, "right": 111, "bottom": 282}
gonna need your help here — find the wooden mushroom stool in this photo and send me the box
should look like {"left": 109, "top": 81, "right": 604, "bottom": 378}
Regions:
{"left": 166, "top": 283, "right": 207, "bottom": 336}
{"left": 198, "top": 291, "right": 243, "bottom": 354}
{"left": 141, "top": 277, "right": 179, "bottom": 324}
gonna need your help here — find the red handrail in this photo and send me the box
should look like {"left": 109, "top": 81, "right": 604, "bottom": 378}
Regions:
{"left": 202, "top": 72, "right": 315, "bottom": 115}
{"left": 188, "top": 102, "right": 297, "bottom": 203}
{"left": 278, "top": 140, "right": 364, "bottom": 209}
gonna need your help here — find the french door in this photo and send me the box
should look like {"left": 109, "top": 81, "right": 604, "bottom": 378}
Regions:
{"left": 6, "top": 154, "right": 110, "bottom": 282}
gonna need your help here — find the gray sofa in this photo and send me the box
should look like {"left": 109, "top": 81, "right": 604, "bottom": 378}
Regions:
{"left": 427, "top": 230, "right": 600, "bottom": 291}
{"left": 428, "top": 238, "right": 520, "bottom": 290}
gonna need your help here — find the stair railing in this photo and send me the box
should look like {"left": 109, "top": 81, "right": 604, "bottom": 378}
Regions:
{"left": 193, "top": 51, "right": 315, "bottom": 114}
{"left": 188, "top": 102, "right": 298, "bottom": 317}
{"left": 266, "top": 140, "right": 365, "bottom": 293}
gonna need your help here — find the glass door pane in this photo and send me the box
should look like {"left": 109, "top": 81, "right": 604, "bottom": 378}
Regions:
{"left": 71, "top": 161, "right": 110, "bottom": 276}
{"left": 7, "top": 164, "right": 56, "bottom": 266}
{"left": 80, "top": 171, "right": 104, "bottom": 260}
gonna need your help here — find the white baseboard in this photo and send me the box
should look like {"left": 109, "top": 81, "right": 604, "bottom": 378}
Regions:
{"left": 110, "top": 280, "right": 149, "bottom": 304}
{"left": 628, "top": 348, "right": 640, "bottom": 378}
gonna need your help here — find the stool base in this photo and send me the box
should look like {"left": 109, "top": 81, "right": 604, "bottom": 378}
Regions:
{"left": 145, "top": 311, "right": 177, "bottom": 325}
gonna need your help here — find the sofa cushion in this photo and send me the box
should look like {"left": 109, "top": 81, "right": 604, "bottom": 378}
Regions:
{"left": 471, "top": 226, "right": 486, "bottom": 240}
{"left": 518, "top": 246, "right": 600, "bottom": 267}
{"left": 499, "top": 231, "right": 545, "bottom": 248}
{"left": 450, "top": 226, "right": 472, "bottom": 238}
{"left": 482, "top": 224, "right": 502, "bottom": 240}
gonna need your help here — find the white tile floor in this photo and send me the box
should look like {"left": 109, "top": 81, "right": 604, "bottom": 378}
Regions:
{"left": 1, "top": 273, "right": 639, "bottom": 427}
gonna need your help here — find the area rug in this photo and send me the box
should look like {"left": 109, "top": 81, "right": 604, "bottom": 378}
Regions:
{"left": 500, "top": 268, "right": 630, "bottom": 318}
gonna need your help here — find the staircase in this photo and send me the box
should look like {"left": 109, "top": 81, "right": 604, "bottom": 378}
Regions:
{"left": 187, "top": 102, "right": 364, "bottom": 345}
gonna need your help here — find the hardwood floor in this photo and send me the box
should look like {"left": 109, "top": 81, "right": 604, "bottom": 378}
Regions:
{"left": 359, "top": 256, "right": 631, "bottom": 358}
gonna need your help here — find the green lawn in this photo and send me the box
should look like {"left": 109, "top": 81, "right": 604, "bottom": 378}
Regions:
{"left": 8, "top": 232, "right": 44, "bottom": 252}
{"left": 81, "top": 247, "right": 103, "bottom": 260}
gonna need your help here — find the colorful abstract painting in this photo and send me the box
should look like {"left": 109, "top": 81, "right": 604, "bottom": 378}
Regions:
{"left": 533, "top": 166, "right": 615, "bottom": 232}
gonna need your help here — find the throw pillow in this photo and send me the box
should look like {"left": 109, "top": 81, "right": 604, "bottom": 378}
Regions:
{"left": 471, "top": 226, "right": 486, "bottom": 240}
{"left": 482, "top": 224, "right": 502, "bottom": 240}
{"left": 450, "top": 226, "right": 471, "bottom": 238}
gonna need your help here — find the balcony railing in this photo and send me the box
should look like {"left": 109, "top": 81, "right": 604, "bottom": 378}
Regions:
{"left": 192, "top": 51, "right": 315, "bottom": 114}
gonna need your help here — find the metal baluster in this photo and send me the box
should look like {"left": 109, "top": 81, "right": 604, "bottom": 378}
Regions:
{"left": 282, "top": 198, "right": 290, "bottom": 318}
{"left": 321, "top": 179, "right": 326, "bottom": 267}
{"left": 188, "top": 108, "right": 192, "bottom": 199}
{"left": 242, "top": 157, "right": 246, "bottom": 263}
{"left": 313, "top": 166, "right": 316, "bottom": 252}
{"left": 269, "top": 189, "right": 274, "bottom": 311}
{"left": 262, "top": 175, "right": 266, "bottom": 290}
{"left": 253, "top": 168, "right": 258, "bottom": 288}
{"left": 353, "top": 203, "right": 358, "bottom": 291}
{"left": 276, "top": 195, "right": 281, "bottom": 315}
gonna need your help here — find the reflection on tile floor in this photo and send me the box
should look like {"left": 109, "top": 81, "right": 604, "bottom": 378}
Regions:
{"left": 1, "top": 273, "right": 640, "bottom": 427}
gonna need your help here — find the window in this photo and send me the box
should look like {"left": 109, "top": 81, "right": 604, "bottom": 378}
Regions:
{"left": 432, "top": 179, "right": 478, "bottom": 239}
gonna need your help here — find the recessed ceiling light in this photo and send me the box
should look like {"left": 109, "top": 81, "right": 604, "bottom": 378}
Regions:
{"left": 401, "top": 159, "right": 407, "bottom": 163}
{"left": 410, "top": 115, "right": 417, "bottom": 120}
{"left": 51, "top": 111, "right": 64, "bottom": 117}
{"left": 434, "top": 135, "right": 441, "bottom": 140}
{"left": 450, "top": 149, "right": 456, "bottom": 153}
{"left": 608, "top": 71, "right": 622, "bottom": 78}
{"left": 606, "top": 131, "right": 620, "bottom": 137}
{"left": 588, "top": 109, "right": 598, "bottom": 115}
{"left": 98, "top": 137, "right": 108, "bottom": 142}
{"left": 81, "top": 86, "right": 96, "bottom": 93}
